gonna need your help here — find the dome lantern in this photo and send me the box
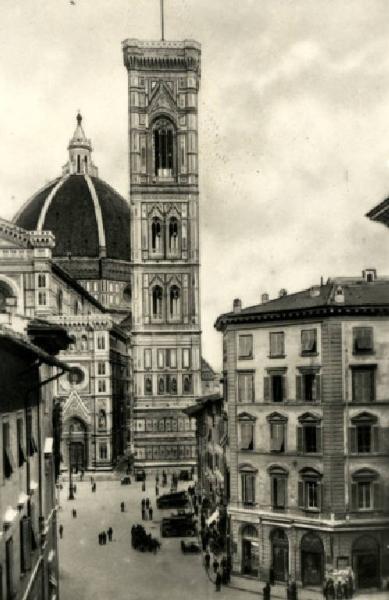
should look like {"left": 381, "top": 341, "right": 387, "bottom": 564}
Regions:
{"left": 63, "top": 112, "right": 98, "bottom": 177}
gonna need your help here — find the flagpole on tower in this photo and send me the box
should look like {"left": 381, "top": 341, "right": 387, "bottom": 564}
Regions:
{"left": 160, "top": 0, "right": 165, "bottom": 41}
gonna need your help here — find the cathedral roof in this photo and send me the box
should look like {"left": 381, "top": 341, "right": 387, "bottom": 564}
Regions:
{"left": 13, "top": 115, "right": 131, "bottom": 262}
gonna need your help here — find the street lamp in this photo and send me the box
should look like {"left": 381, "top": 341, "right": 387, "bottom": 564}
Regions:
{"left": 68, "top": 424, "right": 74, "bottom": 500}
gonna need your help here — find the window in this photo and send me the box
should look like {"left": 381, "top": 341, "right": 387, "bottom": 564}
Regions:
{"left": 270, "top": 332, "right": 285, "bottom": 357}
{"left": 351, "top": 469, "right": 380, "bottom": 511}
{"left": 20, "top": 516, "right": 32, "bottom": 573}
{"left": 239, "top": 335, "right": 253, "bottom": 359}
{"left": 157, "top": 349, "right": 164, "bottom": 369}
{"left": 97, "top": 334, "right": 106, "bottom": 350}
{"left": 98, "top": 410, "right": 107, "bottom": 429}
{"left": 153, "top": 118, "right": 175, "bottom": 176}
{"left": 352, "top": 367, "right": 375, "bottom": 403}
{"left": 238, "top": 372, "right": 255, "bottom": 402}
{"left": 183, "top": 374, "right": 192, "bottom": 394}
{"left": 168, "top": 217, "right": 179, "bottom": 253}
{"left": 269, "top": 468, "right": 287, "bottom": 509}
{"left": 144, "top": 349, "right": 152, "bottom": 369}
{"left": 17, "top": 418, "right": 26, "bottom": 468}
{"left": 144, "top": 376, "right": 153, "bottom": 395}
{"left": 98, "top": 380, "right": 106, "bottom": 393}
{"left": 349, "top": 413, "right": 379, "bottom": 454}
{"left": 297, "top": 413, "right": 322, "bottom": 454}
{"left": 264, "top": 371, "right": 286, "bottom": 403}
{"left": 269, "top": 422, "right": 286, "bottom": 453}
{"left": 166, "top": 349, "right": 177, "bottom": 368}
{"left": 298, "top": 468, "right": 322, "bottom": 511}
{"left": 353, "top": 327, "right": 374, "bottom": 354}
{"left": 38, "top": 291, "right": 46, "bottom": 306}
{"left": 152, "top": 285, "right": 163, "bottom": 319}
{"left": 98, "top": 362, "right": 106, "bottom": 375}
{"left": 241, "top": 470, "right": 256, "bottom": 505}
{"left": 57, "top": 289, "right": 63, "bottom": 314}
{"left": 169, "top": 286, "right": 181, "bottom": 319}
{"left": 296, "top": 370, "right": 320, "bottom": 403}
{"left": 238, "top": 416, "right": 255, "bottom": 450}
{"left": 27, "top": 412, "right": 38, "bottom": 457}
{"left": 301, "top": 329, "right": 317, "bottom": 355}
{"left": 99, "top": 443, "right": 108, "bottom": 460}
{"left": 38, "top": 274, "right": 46, "bottom": 288}
{"left": 6, "top": 537, "right": 14, "bottom": 599}
{"left": 3, "top": 421, "right": 14, "bottom": 479}
{"left": 182, "top": 348, "right": 191, "bottom": 369}
{"left": 68, "top": 367, "right": 84, "bottom": 386}
{"left": 151, "top": 217, "right": 163, "bottom": 253}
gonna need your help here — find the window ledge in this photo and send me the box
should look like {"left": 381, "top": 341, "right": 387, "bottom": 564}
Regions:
{"left": 268, "top": 355, "right": 286, "bottom": 359}
{"left": 300, "top": 352, "right": 319, "bottom": 357}
{"left": 238, "top": 355, "right": 253, "bottom": 360}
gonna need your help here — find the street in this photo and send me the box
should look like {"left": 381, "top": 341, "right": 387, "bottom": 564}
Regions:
{"left": 58, "top": 477, "right": 241, "bottom": 600}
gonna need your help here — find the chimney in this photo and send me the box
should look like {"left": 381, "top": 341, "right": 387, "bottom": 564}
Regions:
{"left": 261, "top": 293, "right": 269, "bottom": 304}
{"left": 278, "top": 289, "right": 287, "bottom": 298}
{"left": 233, "top": 298, "right": 242, "bottom": 313}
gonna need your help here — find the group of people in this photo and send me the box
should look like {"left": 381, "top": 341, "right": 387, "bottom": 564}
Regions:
{"left": 141, "top": 497, "right": 153, "bottom": 521}
{"left": 203, "top": 550, "right": 231, "bottom": 591}
{"left": 323, "top": 576, "right": 354, "bottom": 599}
{"left": 98, "top": 527, "right": 113, "bottom": 545}
{"left": 131, "top": 524, "right": 161, "bottom": 553}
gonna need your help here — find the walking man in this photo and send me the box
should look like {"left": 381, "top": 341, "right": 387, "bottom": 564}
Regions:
{"left": 59, "top": 524, "right": 63, "bottom": 539}
{"left": 205, "top": 550, "right": 211, "bottom": 570}
{"left": 215, "top": 570, "right": 222, "bottom": 592}
{"left": 107, "top": 527, "right": 113, "bottom": 542}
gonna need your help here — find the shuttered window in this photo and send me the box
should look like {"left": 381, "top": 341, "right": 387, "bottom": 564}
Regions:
{"left": 270, "top": 332, "right": 285, "bottom": 357}
{"left": 352, "top": 367, "right": 375, "bottom": 403}
{"left": 298, "top": 478, "right": 322, "bottom": 510}
{"left": 239, "top": 422, "right": 254, "bottom": 450}
{"left": 296, "top": 372, "right": 320, "bottom": 403}
{"left": 353, "top": 327, "right": 374, "bottom": 354}
{"left": 270, "top": 423, "right": 285, "bottom": 452}
{"left": 241, "top": 472, "right": 256, "bottom": 505}
{"left": 301, "top": 329, "right": 317, "bottom": 354}
{"left": 265, "top": 374, "right": 286, "bottom": 403}
{"left": 350, "top": 470, "right": 381, "bottom": 511}
{"left": 271, "top": 476, "right": 286, "bottom": 509}
{"left": 238, "top": 335, "right": 253, "bottom": 359}
{"left": 238, "top": 372, "right": 255, "bottom": 403}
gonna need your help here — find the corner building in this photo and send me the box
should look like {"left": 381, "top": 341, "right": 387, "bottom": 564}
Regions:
{"left": 122, "top": 40, "right": 201, "bottom": 471}
{"left": 215, "top": 272, "right": 389, "bottom": 592}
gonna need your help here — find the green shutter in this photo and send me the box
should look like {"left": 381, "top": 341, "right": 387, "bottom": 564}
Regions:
{"left": 351, "top": 483, "right": 358, "bottom": 510}
{"left": 264, "top": 377, "right": 270, "bottom": 402}
{"left": 296, "top": 376, "right": 302, "bottom": 402}
{"left": 349, "top": 427, "right": 357, "bottom": 454}
{"left": 297, "top": 426, "right": 303, "bottom": 453}
{"left": 298, "top": 480, "right": 304, "bottom": 508}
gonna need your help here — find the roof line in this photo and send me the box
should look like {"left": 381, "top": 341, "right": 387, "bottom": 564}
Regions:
{"left": 51, "top": 261, "right": 106, "bottom": 312}
{"left": 12, "top": 178, "right": 60, "bottom": 225}
{"left": 84, "top": 175, "right": 107, "bottom": 256}
{"left": 37, "top": 175, "right": 70, "bottom": 232}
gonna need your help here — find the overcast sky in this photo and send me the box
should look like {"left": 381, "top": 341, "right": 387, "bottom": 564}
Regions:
{"left": 1, "top": 0, "right": 389, "bottom": 369}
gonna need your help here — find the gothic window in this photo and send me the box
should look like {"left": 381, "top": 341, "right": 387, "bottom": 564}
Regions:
{"left": 38, "top": 274, "right": 46, "bottom": 288}
{"left": 144, "top": 376, "right": 153, "bottom": 395}
{"left": 169, "top": 285, "right": 181, "bottom": 319}
{"left": 77, "top": 155, "right": 81, "bottom": 173}
{"left": 168, "top": 217, "right": 180, "bottom": 254}
{"left": 183, "top": 374, "right": 192, "bottom": 394}
{"left": 81, "top": 335, "right": 88, "bottom": 351}
{"left": 153, "top": 118, "right": 175, "bottom": 177}
{"left": 151, "top": 218, "right": 163, "bottom": 253}
{"left": 152, "top": 285, "right": 163, "bottom": 319}
{"left": 98, "top": 410, "right": 107, "bottom": 430}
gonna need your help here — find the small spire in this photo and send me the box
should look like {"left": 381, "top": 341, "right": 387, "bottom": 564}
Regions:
{"left": 76, "top": 112, "right": 82, "bottom": 126}
{"left": 62, "top": 113, "right": 98, "bottom": 177}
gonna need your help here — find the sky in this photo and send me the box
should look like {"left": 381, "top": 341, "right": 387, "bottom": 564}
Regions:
{"left": 1, "top": 0, "right": 389, "bottom": 369}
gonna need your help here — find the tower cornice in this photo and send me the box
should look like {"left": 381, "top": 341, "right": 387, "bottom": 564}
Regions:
{"left": 122, "top": 38, "right": 201, "bottom": 75}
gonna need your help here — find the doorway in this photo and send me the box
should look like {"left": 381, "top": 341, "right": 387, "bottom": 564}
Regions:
{"left": 352, "top": 536, "right": 380, "bottom": 589}
{"left": 241, "top": 525, "right": 259, "bottom": 576}
{"left": 301, "top": 532, "right": 324, "bottom": 586}
{"left": 271, "top": 529, "right": 289, "bottom": 582}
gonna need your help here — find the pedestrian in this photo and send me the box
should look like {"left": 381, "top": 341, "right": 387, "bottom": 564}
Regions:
{"left": 72, "top": 509, "right": 77, "bottom": 518}
{"left": 142, "top": 481, "right": 146, "bottom": 492}
{"left": 141, "top": 498, "right": 146, "bottom": 508}
{"left": 213, "top": 558, "right": 219, "bottom": 574}
{"left": 73, "top": 483, "right": 77, "bottom": 494}
{"left": 121, "top": 501, "right": 125, "bottom": 512}
{"left": 269, "top": 566, "right": 275, "bottom": 586}
{"left": 336, "top": 581, "right": 343, "bottom": 599}
{"left": 107, "top": 527, "right": 113, "bottom": 542}
{"left": 141, "top": 507, "right": 146, "bottom": 520}
{"left": 155, "top": 484, "right": 159, "bottom": 496}
{"left": 149, "top": 506, "right": 153, "bottom": 520}
{"left": 347, "top": 574, "right": 353, "bottom": 599}
{"left": 215, "top": 570, "right": 222, "bottom": 592}
{"left": 102, "top": 531, "right": 107, "bottom": 545}
{"left": 324, "top": 579, "right": 336, "bottom": 600}
{"left": 263, "top": 582, "right": 271, "bottom": 600}
{"left": 156, "top": 473, "right": 159, "bottom": 483}
{"left": 204, "top": 550, "right": 211, "bottom": 570}
{"left": 59, "top": 524, "right": 63, "bottom": 539}
{"left": 145, "top": 497, "right": 150, "bottom": 509}
{"left": 80, "top": 469, "right": 84, "bottom": 481}
{"left": 342, "top": 581, "right": 348, "bottom": 600}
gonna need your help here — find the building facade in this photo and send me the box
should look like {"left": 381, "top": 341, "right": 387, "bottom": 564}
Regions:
{"left": 0, "top": 219, "right": 128, "bottom": 472}
{"left": 215, "top": 272, "right": 389, "bottom": 592}
{"left": 122, "top": 39, "right": 202, "bottom": 472}
{"left": 0, "top": 314, "right": 71, "bottom": 600}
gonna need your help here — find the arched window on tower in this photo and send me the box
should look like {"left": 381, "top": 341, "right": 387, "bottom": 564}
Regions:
{"left": 169, "top": 285, "right": 181, "bottom": 320}
{"left": 152, "top": 285, "right": 163, "bottom": 320}
{"left": 151, "top": 217, "right": 163, "bottom": 253}
{"left": 153, "top": 118, "right": 175, "bottom": 177}
{"left": 168, "top": 217, "right": 179, "bottom": 255}
{"left": 77, "top": 155, "right": 81, "bottom": 174}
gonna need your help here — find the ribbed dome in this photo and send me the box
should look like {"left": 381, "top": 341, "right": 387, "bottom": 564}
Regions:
{"left": 14, "top": 174, "right": 131, "bottom": 261}
{"left": 13, "top": 114, "right": 131, "bottom": 262}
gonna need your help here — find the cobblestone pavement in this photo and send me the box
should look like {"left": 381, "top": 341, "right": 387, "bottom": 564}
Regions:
{"left": 57, "top": 478, "right": 389, "bottom": 600}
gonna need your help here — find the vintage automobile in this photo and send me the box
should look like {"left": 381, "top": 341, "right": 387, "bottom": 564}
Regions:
{"left": 156, "top": 490, "right": 188, "bottom": 509}
{"left": 135, "top": 469, "right": 146, "bottom": 482}
{"left": 181, "top": 540, "right": 201, "bottom": 553}
{"left": 161, "top": 514, "right": 197, "bottom": 538}
{"left": 120, "top": 476, "right": 131, "bottom": 485}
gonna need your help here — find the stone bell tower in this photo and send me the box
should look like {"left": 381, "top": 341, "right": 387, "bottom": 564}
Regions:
{"left": 122, "top": 39, "right": 202, "bottom": 472}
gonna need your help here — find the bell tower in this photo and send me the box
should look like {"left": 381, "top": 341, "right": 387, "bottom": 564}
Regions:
{"left": 122, "top": 38, "right": 202, "bottom": 472}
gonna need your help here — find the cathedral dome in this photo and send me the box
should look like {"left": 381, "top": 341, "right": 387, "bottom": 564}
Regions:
{"left": 14, "top": 114, "right": 131, "bottom": 262}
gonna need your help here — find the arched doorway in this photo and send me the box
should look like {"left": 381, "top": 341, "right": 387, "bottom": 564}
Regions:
{"left": 66, "top": 417, "right": 88, "bottom": 473}
{"left": 271, "top": 528, "right": 289, "bottom": 582}
{"left": 301, "top": 532, "right": 324, "bottom": 586}
{"left": 0, "top": 280, "right": 15, "bottom": 312}
{"left": 352, "top": 535, "right": 380, "bottom": 589}
{"left": 241, "top": 524, "right": 259, "bottom": 577}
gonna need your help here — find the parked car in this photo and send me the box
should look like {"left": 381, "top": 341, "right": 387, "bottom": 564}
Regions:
{"left": 161, "top": 514, "right": 197, "bottom": 538}
{"left": 156, "top": 490, "right": 188, "bottom": 509}
{"left": 135, "top": 469, "right": 146, "bottom": 482}
{"left": 181, "top": 540, "right": 201, "bottom": 553}
{"left": 120, "top": 476, "right": 131, "bottom": 485}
